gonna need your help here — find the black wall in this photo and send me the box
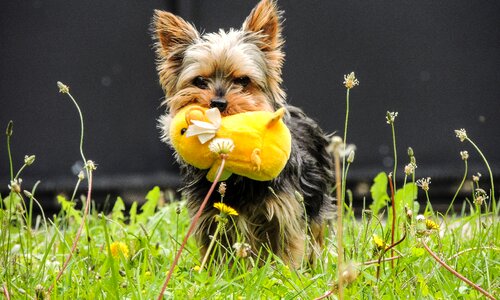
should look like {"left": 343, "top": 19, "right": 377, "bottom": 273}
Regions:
{"left": 1, "top": 1, "right": 499, "bottom": 203}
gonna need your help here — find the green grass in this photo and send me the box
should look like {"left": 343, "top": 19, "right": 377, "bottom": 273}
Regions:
{"left": 1, "top": 79, "right": 499, "bottom": 299}
{"left": 1, "top": 182, "right": 499, "bottom": 299}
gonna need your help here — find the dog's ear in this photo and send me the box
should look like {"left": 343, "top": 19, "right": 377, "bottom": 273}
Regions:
{"left": 242, "top": 0, "right": 283, "bottom": 51}
{"left": 153, "top": 10, "right": 199, "bottom": 57}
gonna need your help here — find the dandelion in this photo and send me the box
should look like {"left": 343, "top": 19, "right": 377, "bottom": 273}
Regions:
{"left": 386, "top": 111, "right": 398, "bottom": 125}
{"left": 192, "top": 265, "right": 201, "bottom": 272}
{"left": 213, "top": 202, "right": 238, "bottom": 216}
{"left": 416, "top": 177, "right": 431, "bottom": 191}
{"left": 425, "top": 219, "right": 440, "bottom": 230}
{"left": 373, "top": 234, "right": 389, "bottom": 251}
{"left": 454, "top": 129, "right": 467, "bottom": 142}
{"left": 460, "top": 151, "right": 469, "bottom": 161}
{"left": 472, "top": 172, "right": 481, "bottom": 183}
{"left": 209, "top": 138, "right": 235, "bottom": 155}
{"left": 110, "top": 241, "right": 129, "bottom": 259}
{"left": 404, "top": 163, "right": 417, "bottom": 175}
{"left": 343, "top": 72, "right": 359, "bottom": 89}
{"left": 233, "top": 242, "right": 252, "bottom": 258}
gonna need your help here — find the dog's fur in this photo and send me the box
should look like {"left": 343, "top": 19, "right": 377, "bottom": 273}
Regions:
{"left": 153, "top": 0, "right": 334, "bottom": 266}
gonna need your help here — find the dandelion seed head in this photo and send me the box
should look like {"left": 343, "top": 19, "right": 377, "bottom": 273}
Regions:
{"left": 233, "top": 242, "right": 251, "bottom": 258}
{"left": 209, "top": 138, "right": 235, "bottom": 155}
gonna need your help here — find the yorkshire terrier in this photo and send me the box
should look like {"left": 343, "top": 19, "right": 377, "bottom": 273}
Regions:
{"left": 153, "top": 0, "right": 334, "bottom": 266}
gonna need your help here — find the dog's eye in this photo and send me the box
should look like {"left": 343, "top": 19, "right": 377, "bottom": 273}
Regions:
{"left": 192, "top": 76, "right": 208, "bottom": 89}
{"left": 180, "top": 128, "right": 187, "bottom": 135}
{"left": 233, "top": 76, "right": 250, "bottom": 87}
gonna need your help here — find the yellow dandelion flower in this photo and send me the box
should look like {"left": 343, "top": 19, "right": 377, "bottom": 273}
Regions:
{"left": 373, "top": 234, "right": 389, "bottom": 250}
{"left": 213, "top": 202, "right": 238, "bottom": 216}
{"left": 425, "top": 219, "right": 440, "bottom": 230}
{"left": 193, "top": 265, "right": 201, "bottom": 272}
{"left": 110, "top": 241, "right": 129, "bottom": 259}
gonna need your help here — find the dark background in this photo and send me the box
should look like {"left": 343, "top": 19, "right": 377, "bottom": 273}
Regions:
{"left": 1, "top": 0, "right": 499, "bottom": 210}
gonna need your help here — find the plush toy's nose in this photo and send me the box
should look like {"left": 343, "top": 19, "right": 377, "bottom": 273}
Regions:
{"left": 210, "top": 98, "right": 227, "bottom": 112}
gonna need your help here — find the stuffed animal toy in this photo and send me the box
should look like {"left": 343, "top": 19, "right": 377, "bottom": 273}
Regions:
{"left": 169, "top": 105, "right": 292, "bottom": 182}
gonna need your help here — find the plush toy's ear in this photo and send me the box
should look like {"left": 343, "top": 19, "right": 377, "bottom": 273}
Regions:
{"left": 267, "top": 107, "right": 286, "bottom": 128}
{"left": 185, "top": 107, "right": 206, "bottom": 125}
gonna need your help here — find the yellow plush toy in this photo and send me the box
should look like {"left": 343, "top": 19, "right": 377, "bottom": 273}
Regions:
{"left": 170, "top": 105, "right": 292, "bottom": 182}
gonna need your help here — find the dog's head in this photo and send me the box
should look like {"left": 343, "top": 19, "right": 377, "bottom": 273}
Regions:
{"left": 152, "top": 0, "right": 286, "bottom": 117}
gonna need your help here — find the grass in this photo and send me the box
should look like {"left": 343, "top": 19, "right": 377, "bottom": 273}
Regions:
{"left": 1, "top": 78, "right": 499, "bottom": 299}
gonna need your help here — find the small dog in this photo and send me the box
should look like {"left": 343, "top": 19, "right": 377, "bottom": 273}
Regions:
{"left": 153, "top": 0, "right": 334, "bottom": 266}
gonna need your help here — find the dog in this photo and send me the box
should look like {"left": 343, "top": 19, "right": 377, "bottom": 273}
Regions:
{"left": 153, "top": 0, "right": 334, "bottom": 266}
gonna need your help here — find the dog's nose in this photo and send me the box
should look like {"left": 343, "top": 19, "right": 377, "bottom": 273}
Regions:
{"left": 210, "top": 98, "right": 228, "bottom": 112}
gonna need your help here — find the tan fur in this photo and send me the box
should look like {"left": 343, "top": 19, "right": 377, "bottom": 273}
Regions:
{"left": 187, "top": 191, "right": 310, "bottom": 268}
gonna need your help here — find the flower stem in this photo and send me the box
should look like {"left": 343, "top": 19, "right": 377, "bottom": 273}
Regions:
{"left": 48, "top": 169, "right": 93, "bottom": 294}
{"left": 6, "top": 121, "right": 14, "bottom": 181}
{"left": 466, "top": 138, "right": 496, "bottom": 213}
{"left": 335, "top": 144, "right": 344, "bottom": 300}
{"left": 199, "top": 224, "right": 222, "bottom": 272}
{"left": 388, "top": 173, "right": 396, "bottom": 269}
{"left": 421, "top": 239, "right": 495, "bottom": 300}
{"left": 158, "top": 157, "right": 227, "bottom": 299}
{"left": 391, "top": 123, "right": 397, "bottom": 191}
{"left": 341, "top": 88, "right": 350, "bottom": 205}
{"left": 445, "top": 159, "right": 468, "bottom": 217}
{"left": 2, "top": 283, "right": 10, "bottom": 300}
{"left": 47, "top": 84, "right": 92, "bottom": 295}
{"left": 66, "top": 92, "right": 86, "bottom": 163}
